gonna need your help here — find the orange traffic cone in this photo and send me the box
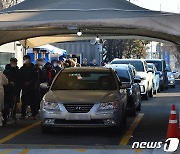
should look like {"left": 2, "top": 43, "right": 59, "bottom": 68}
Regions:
{"left": 166, "top": 104, "right": 179, "bottom": 139}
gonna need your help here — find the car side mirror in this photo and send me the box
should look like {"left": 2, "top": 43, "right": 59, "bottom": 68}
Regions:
{"left": 134, "top": 78, "right": 141, "bottom": 83}
{"left": 40, "top": 82, "right": 50, "bottom": 90}
{"left": 120, "top": 82, "right": 131, "bottom": 89}
{"left": 147, "top": 68, "right": 153, "bottom": 73}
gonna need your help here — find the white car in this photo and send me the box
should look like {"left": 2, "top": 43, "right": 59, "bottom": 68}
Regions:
{"left": 147, "top": 63, "right": 160, "bottom": 94}
{"left": 111, "top": 59, "right": 153, "bottom": 100}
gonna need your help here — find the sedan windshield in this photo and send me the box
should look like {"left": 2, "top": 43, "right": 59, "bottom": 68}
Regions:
{"left": 52, "top": 72, "right": 117, "bottom": 90}
{"left": 111, "top": 61, "right": 144, "bottom": 72}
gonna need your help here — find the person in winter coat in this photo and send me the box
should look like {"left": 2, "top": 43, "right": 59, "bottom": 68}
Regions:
{"left": 53, "top": 60, "right": 61, "bottom": 74}
{"left": 0, "top": 72, "right": 8, "bottom": 126}
{"left": 44, "top": 62, "right": 56, "bottom": 85}
{"left": 35, "top": 59, "right": 47, "bottom": 110}
{"left": 3, "top": 58, "right": 21, "bottom": 124}
{"left": 20, "top": 55, "right": 39, "bottom": 119}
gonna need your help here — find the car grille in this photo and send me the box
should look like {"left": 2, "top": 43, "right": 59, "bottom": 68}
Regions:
{"left": 64, "top": 104, "right": 94, "bottom": 113}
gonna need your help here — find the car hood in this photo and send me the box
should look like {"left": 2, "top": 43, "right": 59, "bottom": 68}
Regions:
{"left": 44, "top": 90, "right": 118, "bottom": 103}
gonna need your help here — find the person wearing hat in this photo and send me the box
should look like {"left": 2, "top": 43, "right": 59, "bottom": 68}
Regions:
{"left": 3, "top": 57, "right": 21, "bottom": 125}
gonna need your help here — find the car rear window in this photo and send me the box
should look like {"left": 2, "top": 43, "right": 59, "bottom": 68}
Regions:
{"left": 115, "top": 69, "right": 130, "bottom": 82}
{"left": 51, "top": 71, "right": 117, "bottom": 90}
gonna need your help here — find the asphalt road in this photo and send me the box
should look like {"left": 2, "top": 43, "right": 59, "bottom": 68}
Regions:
{"left": 0, "top": 81, "right": 180, "bottom": 151}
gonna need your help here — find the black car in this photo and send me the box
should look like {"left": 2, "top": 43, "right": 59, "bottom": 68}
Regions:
{"left": 105, "top": 64, "right": 141, "bottom": 116}
{"left": 146, "top": 59, "right": 168, "bottom": 91}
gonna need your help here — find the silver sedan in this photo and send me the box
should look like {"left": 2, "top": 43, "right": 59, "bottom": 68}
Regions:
{"left": 40, "top": 67, "right": 128, "bottom": 133}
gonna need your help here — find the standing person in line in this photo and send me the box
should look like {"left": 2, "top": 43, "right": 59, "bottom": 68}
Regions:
{"left": 44, "top": 62, "right": 56, "bottom": 85}
{"left": 53, "top": 60, "right": 61, "bottom": 74}
{"left": 0, "top": 72, "right": 8, "bottom": 126}
{"left": 20, "top": 55, "right": 39, "bottom": 119}
{"left": 3, "top": 58, "right": 21, "bottom": 125}
{"left": 35, "top": 59, "right": 47, "bottom": 111}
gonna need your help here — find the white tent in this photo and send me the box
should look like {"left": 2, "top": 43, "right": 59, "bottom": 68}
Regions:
{"left": 28, "top": 44, "right": 67, "bottom": 55}
{"left": 0, "top": 0, "right": 180, "bottom": 48}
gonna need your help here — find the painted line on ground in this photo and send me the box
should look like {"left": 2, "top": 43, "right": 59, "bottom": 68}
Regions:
{"left": 0, "top": 121, "right": 41, "bottom": 144}
{"left": 0, "top": 149, "right": 12, "bottom": 154}
{"left": 19, "top": 149, "right": 30, "bottom": 154}
{"left": 119, "top": 113, "right": 144, "bottom": 146}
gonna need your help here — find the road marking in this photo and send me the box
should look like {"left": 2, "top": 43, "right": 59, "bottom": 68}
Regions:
{"left": 119, "top": 113, "right": 144, "bottom": 145}
{"left": 19, "top": 149, "right": 30, "bottom": 154}
{"left": 77, "top": 149, "right": 87, "bottom": 152}
{"left": 0, "top": 121, "right": 40, "bottom": 144}
{"left": 0, "top": 149, "right": 12, "bottom": 154}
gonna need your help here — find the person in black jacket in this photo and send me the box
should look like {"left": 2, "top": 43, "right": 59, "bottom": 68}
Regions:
{"left": 20, "top": 55, "right": 39, "bottom": 119}
{"left": 3, "top": 58, "right": 21, "bottom": 124}
{"left": 35, "top": 59, "right": 47, "bottom": 110}
{"left": 53, "top": 60, "right": 61, "bottom": 74}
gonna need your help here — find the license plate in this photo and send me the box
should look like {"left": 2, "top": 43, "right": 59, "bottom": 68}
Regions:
{"left": 65, "top": 114, "right": 90, "bottom": 120}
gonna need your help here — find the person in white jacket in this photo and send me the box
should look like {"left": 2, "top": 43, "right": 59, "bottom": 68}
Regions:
{"left": 0, "top": 72, "right": 8, "bottom": 126}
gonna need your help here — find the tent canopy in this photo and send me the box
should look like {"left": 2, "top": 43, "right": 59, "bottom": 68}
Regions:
{"left": 27, "top": 44, "right": 67, "bottom": 55}
{"left": 0, "top": 0, "right": 180, "bottom": 48}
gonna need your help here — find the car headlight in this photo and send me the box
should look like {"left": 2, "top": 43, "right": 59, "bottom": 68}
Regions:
{"left": 98, "top": 102, "right": 118, "bottom": 110}
{"left": 170, "top": 74, "right": 174, "bottom": 78}
{"left": 42, "top": 101, "right": 60, "bottom": 111}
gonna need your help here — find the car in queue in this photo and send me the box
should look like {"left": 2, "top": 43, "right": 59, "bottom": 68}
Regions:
{"left": 146, "top": 59, "right": 168, "bottom": 91}
{"left": 40, "top": 67, "right": 128, "bottom": 133}
{"left": 147, "top": 63, "right": 160, "bottom": 94}
{"left": 166, "top": 66, "right": 176, "bottom": 88}
{"left": 105, "top": 64, "right": 141, "bottom": 116}
{"left": 173, "top": 70, "right": 180, "bottom": 79}
{"left": 111, "top": 59, "right": 154, "bottom": 100}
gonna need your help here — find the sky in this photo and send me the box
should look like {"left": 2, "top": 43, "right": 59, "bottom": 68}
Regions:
{"left": 131, "top": 0, "right": 180, "bottom": 13}
{"left": 130, "top": 0, "right": 180, "bottom": 54}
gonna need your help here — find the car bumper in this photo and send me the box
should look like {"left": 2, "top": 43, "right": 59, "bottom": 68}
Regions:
{"left": 40, "top": 109, "right": 121, "bottom": 128}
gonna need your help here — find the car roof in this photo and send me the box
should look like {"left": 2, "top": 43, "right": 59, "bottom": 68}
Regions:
{"left": 62, "top": 67, "right": 113, "bottom": 72}
{"left": 112, "top": 59, "right": 146, "bottom": 62}
{"left": 105, "top": 64, "right": 129, "bottom": 70}
{"left": 146, "top": 59, "right": 165, "bottom": 62}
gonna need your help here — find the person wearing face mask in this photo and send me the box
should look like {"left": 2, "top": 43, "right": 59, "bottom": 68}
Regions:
{"left": 3, "top": 58, "right": 21, "bottom": 125}
{"left": 53, "top": 60, "right": 61, "bottom": 74}
{"left": 20, "top": 55, "right": 39, "bottom": 119}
